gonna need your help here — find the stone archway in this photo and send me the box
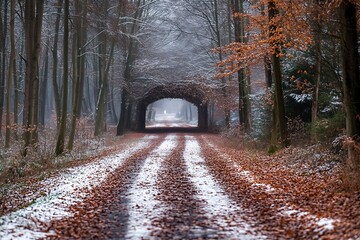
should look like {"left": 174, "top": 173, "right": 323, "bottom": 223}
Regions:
{"left": 135, "top": 83, "right": 208, "bottom": 131}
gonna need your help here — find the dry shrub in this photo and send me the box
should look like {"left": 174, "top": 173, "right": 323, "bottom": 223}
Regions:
{"left": 220, "top": 124, "right": 264, "bottom": 150}
{"left": 0, "top": 127, "right": 57, "bottom": 184}
{"left": 340, "top": 137, "right": 360, "bottom": 191}
{"left": 287, "top": 117, "right": 308, "bottom": 145}
{"left": 0, "top": 117, "right": 109, "bottom": 185}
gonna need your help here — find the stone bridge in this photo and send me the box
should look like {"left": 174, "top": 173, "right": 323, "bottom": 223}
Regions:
{"left": 129, "top": 79, "right": 210, "bottom": 131}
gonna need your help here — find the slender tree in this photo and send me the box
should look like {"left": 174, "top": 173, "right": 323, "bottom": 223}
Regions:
{"left": 55, "top": 0, "right": 69, "bottom": 156}
{"left": 51, "top": 0, "right": 63, "bottom": 125}
{"left": 39, "top": 37, "right": 50, "bottom": 126}
{"left": 310, "top": 0, "right": 326, "bottom": 143}
{"left": 5, "top": 0, "right": 15, "bottom": 148}
{"left": 268, "top": 0, "right": 288, "bottom": 150}
{"left": 232, "top": 0, "right": 251, "bottom": 131}
{"left": 117, "top": 0, "right": 144, "bottom": 135}
{"left": 22, "top": 0, "right": 45, "bottom": 155}
{"left": 68, "top": 0, "right": 88, "bottom": 150}
{"left": 0, "top": 0, "right": 8, "bottom": 137}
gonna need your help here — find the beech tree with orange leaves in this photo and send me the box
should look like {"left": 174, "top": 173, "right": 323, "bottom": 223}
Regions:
{"left": 219, "top": 0, "right": 313, "bottom": 150}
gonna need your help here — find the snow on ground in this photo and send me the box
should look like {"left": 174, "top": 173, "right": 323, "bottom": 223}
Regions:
{"left": 146, "top": 113, "right": 197, "bottom": 128}
{"left": 202, "top": 137, "right": 336, "bottom": 233}
{"left": 183, "top": 136, "right": 264, "bottom": 239}
{"left": 125, "top": 134, "right": 178, "bottom": 239}
{"left": 0, "top": 135, "right": 157, "bottom": 240}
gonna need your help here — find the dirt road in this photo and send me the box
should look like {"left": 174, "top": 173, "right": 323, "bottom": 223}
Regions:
{"left": 0, "top": 133, "right": 355, "bottom": 239}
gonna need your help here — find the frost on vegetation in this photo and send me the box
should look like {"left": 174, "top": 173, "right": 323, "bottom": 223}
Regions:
{"left": 320, "top": 92, "right": 342, "bottom": 114}
{"left": 281, "top": 145, "right": 342, "bottom": 175}
{"left": 0, "top": 136, "right": 154, "bottom": 240}
{"left": 125, "top": 134, "right": 177, "bottom": 239}
{"left": 289, "top": 93, "right": 312, "bottom": 103}
{"left": 183, "top": 136, "right": 263, "bottom": 239}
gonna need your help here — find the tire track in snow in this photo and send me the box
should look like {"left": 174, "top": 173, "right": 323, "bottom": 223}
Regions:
{"left": 0, "top": 135, "right": 158, "bottom": 240}
{"left": 183, "top": 135, "right": 264, "bottom": 239}
{"left": 124, "top": 134, "right": 178, "bottom": 239}
{"left": 151, "top": 135, "right": 207, "bottom": 239}
{"left": 200, "top": 135, "right": 336, "bottom": 237}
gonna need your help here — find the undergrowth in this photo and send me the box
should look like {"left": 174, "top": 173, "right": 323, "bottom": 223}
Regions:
{"left": 340, "top": 138, "right": 360, "bottom": 192}
{"left": 0, "top": 125, "right": 117, "bottom": 186}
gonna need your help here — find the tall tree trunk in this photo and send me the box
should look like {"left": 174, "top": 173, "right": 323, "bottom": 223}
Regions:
{"left": 116, "top": 0, "right": 144, "bottom": 135}
{"left": 39, "top": 38, "right": 50, "bottom": 126}
{"left": 5, "top": 0, "right": 15, "bottom": 148}
{"left": 268, "top": 0, "right": 288, "bottom": 151}
{"left": 261, "top": 3, "right": 272, "bottom": 88}
{"left": 94, "top": 36, "right": 115, "bottom": 136}
{"left": 68, "top": 0, "right": 87, "bottom": 150}
{"left": 126, "top": 102, "right": 133, "bottom": 129}
{"left": 23, "top": 0, "right": 45, "bottom": 155}
{"left": 0, "top": 0, "right": 8, "bottom": 137}
{"left": 339, "top": 1, "right": 360, "bottom": 163}
{"left": 311, "top": 12, "right": 322, "bottom": 143}
{"left": 94, "top": 22, "right": 107, "bottom": 136}
{"left": 233, "top": 0, "right": 251, "bottom": 131}
{"left": 52, "top": 0, "right": 63, "bottom": 125}
{"left": 116, "top": 88, "right": 128, "bottom": 136}
{"left": 109, "top": 85, "right": 118, "bottom": 124}
{"left": 214, "top": 0, "right": 230, "bottom": 128}
{"left": 12, "top": 14, "right": 18, "bottom": 141}
{"left": 55, "top": 0, "right": 69, "bottom": 156}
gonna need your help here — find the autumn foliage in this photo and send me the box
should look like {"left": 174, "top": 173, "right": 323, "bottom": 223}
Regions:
{"left": 217, "top": 0, "right": 313, "bottom": 77}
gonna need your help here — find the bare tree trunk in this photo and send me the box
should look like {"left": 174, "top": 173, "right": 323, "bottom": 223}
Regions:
{"left": 68, "top": 0, "right": 87, "bottom": 150}
{"left": 5, "top": 0, "right": 15, "bottom": 148}
{"left": 214, "top": 0, "right": 230, "bottom": 128}
{"left": 233, "top": 0, "right": 251, "bottom": 131}
{"left": 261, "top": 4, "right": 272, "bottom": 88}
{"left": 268, "top": 0, "right": 288, "bottom": 151}
{"left": 23, "top": 0, "right": 45, "bottom": 155}
{"left": 117, "top": 0, "right": 144, "bottom": 135}
{"left": 339, "top": 1, "right": 360, "bottom": 164}
{"left": 52, "top": 0, "right": 63, "bottom": 125}
{"left": 0, "top": 0, "right": 8, "bottom": 137}
{"left": 311, "top": 19, "right": 322, "bottom": 143}
{"left": 55, "top": 0, "right": 69, "bottom": 156}
{"left": 108, "top": 84, "right": 118, "bottom": 124}
{"left": 94, "top": 37, "right": 115, "bottom": 136}
{"left": 94, "top": 22, "right": 107, "bottom": 136}
{"left": 117, "top": 88, "right": 128, "bottom": 136}
{"left": 12, "top": 13, "right": 18, "bottom": 141}
{"left": 39, "top": 37, "right": 50, "bottom": 126}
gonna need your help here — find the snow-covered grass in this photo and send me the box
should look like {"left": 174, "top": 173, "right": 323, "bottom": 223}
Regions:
{"left": 125, "top": 134, "right": 178, "bottom": 239}
{"left": 183, "top": 135, "right": 263, "bottom": 239}
{"left": 203, "top": 137, "right": 336, "bottom": 233}
{"left": 0, "top": 135, "right": 156, "bottom": 240}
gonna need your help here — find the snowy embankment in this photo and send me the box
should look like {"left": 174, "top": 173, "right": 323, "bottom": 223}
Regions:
{"left": 202, "top": 137, "right": 336, "bottom": 234}
{"left": 183, "top": 136, "right": 264, "bottom": 239}
{"left": 125, "top": 134, "right": 177, "bottom": 239}
{"left": 0, "top": 135, "right": 157, "bottom": 240}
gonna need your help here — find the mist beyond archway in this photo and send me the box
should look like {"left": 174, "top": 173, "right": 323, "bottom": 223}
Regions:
{"left": 145, "top": 98, "right": 198, "bottom": 129}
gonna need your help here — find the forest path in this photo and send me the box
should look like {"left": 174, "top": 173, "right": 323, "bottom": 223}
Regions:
{"left": 0, "top": 133, "right": 346, "bottom": 239}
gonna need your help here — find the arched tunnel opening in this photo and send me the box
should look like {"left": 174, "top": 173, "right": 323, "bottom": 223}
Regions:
{"left": 145, "top": 98, "right": 198, "bottom": 129}
{"left": 134, "top": 84, "right": 208, "bottom": 132}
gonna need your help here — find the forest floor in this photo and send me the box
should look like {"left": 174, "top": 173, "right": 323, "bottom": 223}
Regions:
{"left": 0, "top": 132, "right": 359, "bottom": 239}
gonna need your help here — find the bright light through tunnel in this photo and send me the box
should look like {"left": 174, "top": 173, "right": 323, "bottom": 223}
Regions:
{"left": 145, "top": 98, "right": 198, "bottom": 129}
